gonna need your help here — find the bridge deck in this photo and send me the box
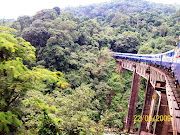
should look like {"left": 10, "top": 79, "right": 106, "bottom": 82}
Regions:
{"left": 116, "top": 58, "right": 180, "bottom": 134}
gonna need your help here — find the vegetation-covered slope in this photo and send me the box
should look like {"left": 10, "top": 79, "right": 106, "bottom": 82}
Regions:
{"left": 0, "top": 0, "right": 179, "bottom": 134}
{"left": 64, "top": 0, "right": 178, "bottom": 19}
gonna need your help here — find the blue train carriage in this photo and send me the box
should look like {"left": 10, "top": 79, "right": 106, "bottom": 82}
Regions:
{"left": 111, "top": 52, "right": 122, "bottom": 58}
{"left": 134, "top": 54, "right": 142, "bottom": 61}
{"left": 161, "top": 49, "right": 175, "bottom": 69}
{"left": 139, "top": 54, "right": 146, "bottom": 62}
{"left": 173, "top": 38, "right": 180, "bottom": 84}
{"left": 112, "top": 52, "right": 155, "bottom": 64}
{"left": 112, "top": 52, "right": 136, "bottom": 60}
{"left": 140, "top": 54, "right": 161, "bottom": 65}
{"left": 125, "top": 53, "right": 144, "bottom": 61}
{"left": 153, "top": 53, "right": 163, "bottom": 66}
{"left": 150, "top": 54, "right": 156, "bottom": 65}
{"left": 127, "top": 53, "right": 140, "bottom": 61}
{"left": 132, "top": 54, "right": 149, "bottom": 62}
{"left": 112, "top": 52, "right": 126, "bottom": 59}
{"left": 145, "top": 54, "right": 156, "bottom": 64}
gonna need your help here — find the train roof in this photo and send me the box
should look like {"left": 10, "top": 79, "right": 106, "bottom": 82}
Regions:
{"left": 111, "top": 49, "right": 175, "bottom": 57}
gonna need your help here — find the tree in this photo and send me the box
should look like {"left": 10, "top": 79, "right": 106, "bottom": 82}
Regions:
{"left": 22, "top": 26, "right": 50, "bottom": 47}
{"left": 53, "top": 7, "right": 61, "bottom": 15}
{"left": 111, "top": 13, "right": 130, "bottom": 27}
{"left": 0, "top": 26, "right": 68, "bottom": 134}
{"left": 32, "top": 9, "right": 58, "bottom": 21}
{"left": 56, "top": 85, "right": 104, "bottom": 134}
{"left": 38, "top": 109, "right": 61, "bottom": 135}
{"left": 17, "top": 16, "right": 32, "bottom": 32}
{"left": 112, "top": 31, "right": 140, "bottom": 53}
{"left": 0, "top": 111, "right": 21, "bottom": 134}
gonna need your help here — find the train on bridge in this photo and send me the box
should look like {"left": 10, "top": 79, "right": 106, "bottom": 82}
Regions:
{"left": 112, "top": 39, "right": 180, "bottom": 85}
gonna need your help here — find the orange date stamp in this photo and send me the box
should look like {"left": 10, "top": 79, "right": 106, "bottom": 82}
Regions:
{"left": 134, "top": 115, "right": 171, "bottom": 122}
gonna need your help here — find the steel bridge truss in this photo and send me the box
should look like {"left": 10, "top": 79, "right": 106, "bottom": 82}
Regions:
{"left": 116, "top": 59, "right": 180, "bottom": 135}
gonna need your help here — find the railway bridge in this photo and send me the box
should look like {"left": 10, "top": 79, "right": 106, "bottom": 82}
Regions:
{"left": 114, "top": 58, "right": 180, "bottom": 135}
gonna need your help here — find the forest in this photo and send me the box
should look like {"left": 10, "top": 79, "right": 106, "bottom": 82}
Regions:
{"left": 0, "top": 0, "right": 179, "bottom": 134}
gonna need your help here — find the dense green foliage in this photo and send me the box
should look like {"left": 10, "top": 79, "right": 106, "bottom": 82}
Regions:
{"left": 0, "top": 26, "right": 68, "bottom": 134}
{"left": 0, "top": 0, "right": 179, "bottom": 134}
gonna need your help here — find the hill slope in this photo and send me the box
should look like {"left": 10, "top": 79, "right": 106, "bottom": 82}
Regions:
{"left": 64, "top": 0, "right": 179, "bottom": 19}
{"left": 4, "top": 0, "right": 180, "bottom": 134}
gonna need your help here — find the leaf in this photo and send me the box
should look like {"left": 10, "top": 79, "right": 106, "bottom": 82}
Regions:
{"left": 0, "top": 123, "right": 4, "bottom": 132}
{"left": 13, "top": 118, "right": 22, "bottom": 126}
{"left": 4, "top": 124, "right": 10, "bottom": 133}
{"left": 6, "top": 117, "right": 13, "bottom": 125}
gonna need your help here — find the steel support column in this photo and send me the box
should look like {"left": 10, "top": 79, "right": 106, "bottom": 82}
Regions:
{"left": 146, "top": 90, "right": 157, "bottom": 133}
{"left": 138, "top": 76, "right": 155, "bottom": 134}
{"left": 124, "top": 65, "right": 141, "bottom": 133}
{"left": 154, "top": 93, "right": 171, "bottom": 135}
{"left": 116, "top": 60, "right": 125, "bottom": 74}
{"left": 116, "top": 61, "right": 120, "bottom": 70}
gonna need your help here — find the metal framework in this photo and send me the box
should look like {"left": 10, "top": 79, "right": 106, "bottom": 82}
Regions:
{"left": 116, "top": 58, "right": 180, "bottom": 135}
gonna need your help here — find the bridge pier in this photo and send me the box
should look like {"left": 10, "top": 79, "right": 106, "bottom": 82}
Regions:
{"left": 153, "top": 92, "right": 171, "bottom": 135}
{"left": 124, "top": 64, "right": 141, "bottom": 133}
{"left": 146, "top": 90, "right": 157, "bottom": 133}
{"left": 138, "top": 75, "right": 155, "bottom": 134}
{"left": 116, "top": 61, "right": 125, "bottom": 74}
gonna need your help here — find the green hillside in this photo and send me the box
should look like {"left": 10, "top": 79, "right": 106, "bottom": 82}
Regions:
{"left": 0, "top": 0, "right": 179, "bottom": 134}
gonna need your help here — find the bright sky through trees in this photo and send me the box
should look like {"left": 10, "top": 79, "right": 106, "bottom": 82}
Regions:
{"left": 0, "top": 0, "right": 180, "bottom": 19}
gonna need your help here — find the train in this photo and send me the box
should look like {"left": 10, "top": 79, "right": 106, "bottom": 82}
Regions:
{"left": 111, "top": 38, "right": 180, "bottom": 85}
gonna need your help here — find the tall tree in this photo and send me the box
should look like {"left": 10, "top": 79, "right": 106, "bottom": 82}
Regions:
{"left": 0, "top": 26, "right": 68, "bottom": 134}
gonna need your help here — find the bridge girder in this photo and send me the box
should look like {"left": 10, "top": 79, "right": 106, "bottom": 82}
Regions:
{"left": 116, "top": 58, "right": 180, "bottom": 135}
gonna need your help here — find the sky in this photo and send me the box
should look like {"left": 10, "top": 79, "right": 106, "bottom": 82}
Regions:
{"left": 0, "top": 0, "right": 180, "bottom": 19}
